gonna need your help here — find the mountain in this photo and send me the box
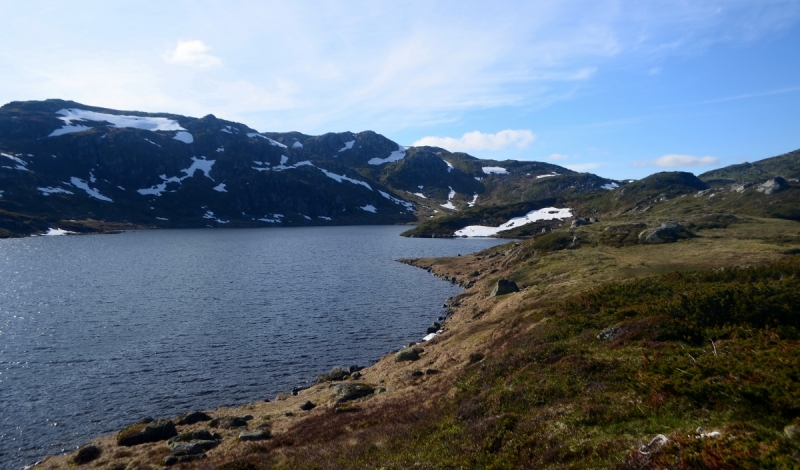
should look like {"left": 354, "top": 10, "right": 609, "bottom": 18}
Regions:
{"left": 699, "top": 149, "right": 800, "bottom": 186}
{"left": 0, "top": 100, "right": 620, "bottom": 237}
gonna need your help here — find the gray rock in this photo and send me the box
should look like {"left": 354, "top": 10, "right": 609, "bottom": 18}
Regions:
{"left": 331, "top": 383, "right": 375, "bottom": 402}
{"left": 134, "top": 416, "right": 154, "bottom": 425}
{"left": 597, "top": 326, "right": 621, "bottom": 341}
{"left": 177, "top": 411, "right": 212, "bottom": 425}
{"left": 395, "top": 347, "right": 420, "bottom": 362}
{"left": 169, "top": 429, "right": 216, "bottom": 443}
{"left": 785, "top": 424, "right": 800, "bottom": 440}
{"left": 730, "top": 182, "right": 753, "bottom": 193}
{"left": 541, "top": 227, "right": 552, "bottom": 233}
{"left": 209, "top": 416, "right": 249, "bottom": 429}
{"left": 348, "top": 365, "right": 362, "bottom": 374}
{"left": 329, "top": 366, "right": 348, "bottom": 381}
{"left": 168, "top": 440, "right": 218, "bottom": 456}
{"left": 117, "top": 419, "right": 177, "bottom": 446}
{"left": 490, "top": 279, "right": 519, "bottom": 297}
{"left": 638, "top": 222, "right": 689, "bottom": 244}
{"left": 757, "top": 176, "right": 788, "bottom": 194}
{"left": 239, "top": 430, "right": 270, "bottom": 441}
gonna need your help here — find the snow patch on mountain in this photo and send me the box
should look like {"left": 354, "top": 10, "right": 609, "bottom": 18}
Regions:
{"left": 138, "top": 157, "right": 215, "bottom": 196}
{"left": 213, "top": 183, "right": 227, "bottom": 192}
{"left": 482, "top": 166, "right": 508, "bottom": 175}
{"left": 440, "top": 187, "right": 457, "bottom": 210}
{"left": 173, "top": 131, "right": 194, "bottom": 144}
{"left": 1, "top": 152, "right": 30, "bottom": 171}
{"left": 360, "top": 204, "right": 377, "bottom": 213}
{"left": 247, "top": 132, "right": 287, "bottom": 148}
{"left": 338, "top": 140, "right": 355, "bottom": 153}
{"left": 368, "top": 146, "right": 406, "bottom": 165}
{"left": 536, "top": 172, "right": 558, "bottom": 179}
{"left": 468, "top": 193, "right": 478, "bottom": 207}
{"left": 379, "top": 190, "right": 413, "bottom": 211}
{"left": 602, "top": 182, "right": 619, "bottom": 190}
{"left": 455, "top": 207, "right": 572, "bottom": 237}
{"left": 49, "top": 109, "right": 185, "bottom": 137}
{"left": 443, "top": 159, "right": 453, "bottom": 172}
{"left": 38, "top": 186, "right": 74, "bottom": 196}
{"left": 318, "top": 168, "right": 372, "bottom": 190}
{"left": 293, "top": 141, "right": 303, "bottom": 148}
{"left": 70, "top": 177, "right": 113, "bottom": 202}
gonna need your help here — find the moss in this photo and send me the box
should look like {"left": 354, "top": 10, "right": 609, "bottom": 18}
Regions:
{"left": 532, "top": 231, "right": 572, "bottom": 252}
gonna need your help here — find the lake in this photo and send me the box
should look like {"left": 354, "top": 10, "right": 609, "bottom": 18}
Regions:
{"left": 0, "top": 226, "right": 506, "bottom": 469}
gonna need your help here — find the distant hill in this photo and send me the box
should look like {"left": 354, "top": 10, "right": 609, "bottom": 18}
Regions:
{"left": 0, "top": 99, "right": 620, "bottom": 237}
{"left": 699, "top": 149, "right": 800, "bottom": 185}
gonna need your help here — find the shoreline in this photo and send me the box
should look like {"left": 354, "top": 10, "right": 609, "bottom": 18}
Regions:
{"left": 27, "top": 252, "right": 476, "bottom": 469}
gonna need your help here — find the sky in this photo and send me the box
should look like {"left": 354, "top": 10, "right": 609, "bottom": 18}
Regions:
{"left": 1, "top": 0, "right": 798, "bottom": 179}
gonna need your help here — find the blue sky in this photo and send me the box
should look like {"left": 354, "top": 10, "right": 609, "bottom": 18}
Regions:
{"left": 1, "top": 0, "right": 798, "bottom": 179}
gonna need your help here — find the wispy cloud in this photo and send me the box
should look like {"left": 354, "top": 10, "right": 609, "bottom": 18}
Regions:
{"left": 412, "top": 130, "right": 535, "bottom": 152}
{"left": 547, "top": 153, "right": 570, "bottom": 160}
{"left": 633, "top": 154, "right": 720, "bottom": 167}
{"left": 163, "top": 40, "right": 222, "bottom": 68}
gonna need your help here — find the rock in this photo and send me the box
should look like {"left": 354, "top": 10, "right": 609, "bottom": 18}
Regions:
{"left": 331, "top": 383, "right": 375, "bottom": 402}
{"left": 164, "top": 455, "right": 179, "bottom": 466}
{"left": 169, "top": 429, "right": 216, "bottom": 443}
{"left": 257, "top": 422, "right": 271, "bottom": 429}
{"left": 351, "top": 371, "right": 362, "bottom": 379}
{"left": 426, "top": 326, "right": 438, "bottom": 334}
{"left": 239, "top": 430, "right": 270, "bottom": 441}
{"left": 209, "top": 416, "right": 249, "bottom": 429}
{"left": 329, "top": 366, "right": 348, "bottom": 381}
{"left": 785, "top": 424, "right": 800, "bottom": 440}
{"left": 348, "top": 365, "right": 362, "bottom": 374}
{"left": 71, "top": 444, "right": 101, "bottom": 465}
{"left": 490, "top": 279, "right": 519, "bottom": 297}
{"left": 395, "top": 347, "right": 420, "bottom": 362}
{"left": 168, "top": 440, "right": 218, "bottom": 456}
{"left": 468, "top": 352, "right": 485, "bottom": 363}
{"left": 135, "top": 416, "right": 154, "bottom": 425}
{"left": 469, "top": 270, "right": 480, "bottom": 277}
{"left": 640, "top": 434, "right": 669, "bottom": 453}
{"left": 730, "top": 182, "right": 753, "bottom": 193}
{"left": 177, "top": 411, "right": 212, "bottom": 425}
{"left": 638, "top": 222, "right": 691, "bottom": 244}
{"left": 300, "top": 400, "right": 316, "bottom": 411}
{"left": 597, "top": 326, "right": 621, "bottom": 341}
{"left": 541, "top": 227, "right": 552, "bottom": 233}
{"left": 403, "top": 370, "right": 424, "bottom": 379}
{"left": 589, "top": 217, "right": 599, "bottom": 223}
{"left": 117, "top": 419, "right": 177, "bottom": 446}
{"left": 425, "top": 369, "right": 440, "bottom": 375}
{"left": 757, "top": 176, "right": 788, "bottom": 194}
{"left": 291, "top": 386, "right": 309, "bottom": 395}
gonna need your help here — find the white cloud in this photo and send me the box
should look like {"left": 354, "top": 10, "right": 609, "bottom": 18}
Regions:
{"left": 634, "top": 154, "right": 720, "bottom": 167}
{"left": 412, "top": 130, "right": 535, "bottom": 152}
{"left": 566, "top": 162, "right": 603, "bottom": 172}
{"left": 546, "top": 153, "right": 569, "bottom": 160}
{"left": 163, "top": 40, "right": 222, "bottom": 68}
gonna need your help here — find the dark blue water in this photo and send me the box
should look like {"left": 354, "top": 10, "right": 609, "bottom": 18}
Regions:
{"left": 0, "top": 226, "right": 505, "bottom": 469}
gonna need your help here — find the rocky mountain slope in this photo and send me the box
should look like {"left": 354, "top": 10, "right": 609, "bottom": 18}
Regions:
{"left": 0, "top": 100, "right": 620, "bottom": 237}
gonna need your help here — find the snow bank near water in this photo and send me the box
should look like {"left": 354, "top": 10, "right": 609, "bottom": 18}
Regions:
{"left": 455, "top": 207, "right": 572, "bottom": 237}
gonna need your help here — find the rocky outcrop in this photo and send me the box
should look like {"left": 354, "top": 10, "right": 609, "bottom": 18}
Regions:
{"left": 71, "top": 445, "right": 101, "bottom": 465}
{"left": 395, "top": 347, "right": 420, "bottom": 362}
{"left": 638, "top": 222, "right": 692, "bottom": 244}
{"left": 757, "top": 176, "right": 788, "bottom": 194}
{"left": 490, "top": 279, "right": 519, "bottom": 297}
{"left": 177, "top": 411, "right": 212, "bottom": 425}
{"left": 117, "top": 419, "right": 177, "bottom": 446}
{"left": 331, "top": 383, "right": 375, "bottom": 402}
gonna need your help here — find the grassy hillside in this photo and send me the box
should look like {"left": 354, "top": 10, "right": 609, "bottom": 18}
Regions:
{"left": 700, "top": 149, "right": 800, "bottom": 185}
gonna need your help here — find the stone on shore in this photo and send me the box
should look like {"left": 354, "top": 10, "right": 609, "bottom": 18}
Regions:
{"left": 209, "top": 416, "right": 250, "bottom": 429}
{"left": 168, "top": 439, "right": 218, "bottom": 456}
{"left": 395, "top": 347, "right": 420, "bottom": 362}
{"left": 117, "top": 419, "right": 177, "bottom": 446}
{"left": 177, "top": 411, "right": 212, "bottom": 425}
{"left": 71, "top": 444, "right": 102, "bottom": 465}
{"left": 331, "top": 383, "right": 375, "bottom": 402}
{"left": 239, "top": 430, "right": 270, "bottom": 441}
{"left": 491, "top": 279, "right": 519, "bottom": 297}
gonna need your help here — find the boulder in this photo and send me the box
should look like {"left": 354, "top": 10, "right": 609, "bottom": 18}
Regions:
{"left": 638, "top": 222, "right": 691, "bottom": 244}
{"left": 395, "top": 347, "right": 420, "bottom": 362}
{"left": 329, "top": 366, "right": 348, "bottom": 380}
{"left": 299, "top": 400, "right": 316, "bottom": 411}
{"left": 71, "top": 445, "right": 101, "bottom": 465}
{"left": 331, "top": 383, "right": 375, "bottom": 402}
{"left": 169, "top": 429, "right": 217, "bottom": 443}
{"left": 239, "top": 430, "right": 270, "bottom": 441}
{"left": 597, "top": 326, "right": 621, "bottom": 341}
{"left": 177, "top": 411, "right": 212, "bottom": 425}
{"left": 168, "top": 440, "right": 218, "bottom": 456}
{"left": 209, "top": 416, "right": 249, "bottom": 429}
{"left": 490, "top": 279, "right": 519, "bottom": 297}
{"left": 117, "top": 419, "right": 177, "bottom": 446}
{"left": 757, "top": 176, "right": 788, "bottom": 194}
